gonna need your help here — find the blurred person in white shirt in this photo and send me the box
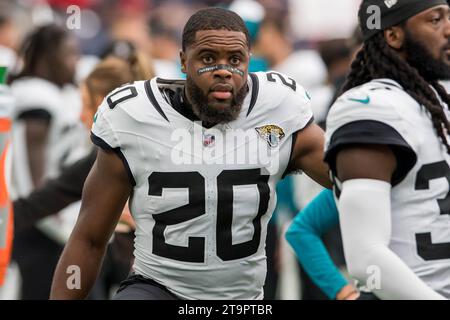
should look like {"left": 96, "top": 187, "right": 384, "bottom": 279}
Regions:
{"left": 9, "top": 24, "right": 86, "bottom": 300}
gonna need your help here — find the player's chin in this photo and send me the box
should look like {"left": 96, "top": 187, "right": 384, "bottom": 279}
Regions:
{"left": 208, "top": 97, "right": 233, "bottom": 110}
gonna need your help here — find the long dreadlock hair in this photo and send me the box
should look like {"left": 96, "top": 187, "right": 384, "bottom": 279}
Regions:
{"left": 13, "top": 24, "right": 68, "bottom": 81}
{"left": 341, "top": 31, "right": 450, "bottom": 153}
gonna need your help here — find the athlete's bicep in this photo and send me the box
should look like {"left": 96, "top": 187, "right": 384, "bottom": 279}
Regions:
{"left": 24, "top": 118, "right": 50, "bottom": 187}
{"left": 336, "top": 145, "right": 397, "bottom": 183}
{"left": 72, "top": 148, "right": 132, "bottom": 248}
{"left": 291, "top": 123, "right": 332, "bottom": 188}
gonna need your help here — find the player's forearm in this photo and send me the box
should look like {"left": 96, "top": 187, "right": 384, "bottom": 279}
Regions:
{"left": 25, "top": 120, "right": 50, "bottom": 188}
{"left": 339, "top": 179, "right": 445, "bottom": 300}
{"left": 346, "top": 243, "right": 445, "bottom": 300}
{"left": 50, "top": 236, "right": 107, "bottom": 299}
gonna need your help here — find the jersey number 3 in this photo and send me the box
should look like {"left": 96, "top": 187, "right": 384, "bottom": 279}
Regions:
{"left": 415, "top": 161, "right": 450, "bottom": 261}
{"left": 148, "top": 169, "right": 270, "bottom": 263}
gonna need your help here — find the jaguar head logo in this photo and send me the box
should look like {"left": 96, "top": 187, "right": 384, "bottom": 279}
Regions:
{"left": 255, "top": 125, "right": 285, "bottom": 148}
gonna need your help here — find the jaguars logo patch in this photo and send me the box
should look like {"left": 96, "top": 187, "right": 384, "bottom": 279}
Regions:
{"left": 255, "top": 125, "right": 285, "bottom": 148}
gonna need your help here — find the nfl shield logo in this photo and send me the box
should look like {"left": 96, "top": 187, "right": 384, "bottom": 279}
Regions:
{"left": 203, "top": 133, "right": 215, "bottom": 147}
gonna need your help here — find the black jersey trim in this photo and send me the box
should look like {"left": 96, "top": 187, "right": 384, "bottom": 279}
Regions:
{"left": 156, "top": 78, "right": 186, "bottom": 86}
{"left": 17, "top": 108, "right": 52, "bottom": 122}
{"left": 372, "top": 79, "right": 402, "bottom": 89}
{"left": 90, "top": 132, "right": 136, "bottom": 186}
{"left": 144, "top": 79, "right": 169, "bottom": 122}
{"left": 324, "top": 120, "right": 417, "bottom": 186}
{"left": 246, "top": 73, "right": 260, "bottom": 117}
{"left": 116, "top": 273, "right": 179, "bottom": 299}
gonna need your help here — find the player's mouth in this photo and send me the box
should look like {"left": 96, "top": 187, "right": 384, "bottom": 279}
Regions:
{"left": 443, "top": 43, "right": 450, "bottom": 54}
{"left": 210, "top": 83, "right": 233, "bottom": 100}
{"left": 443, "top": 48, "right": 450, "bottom": 63}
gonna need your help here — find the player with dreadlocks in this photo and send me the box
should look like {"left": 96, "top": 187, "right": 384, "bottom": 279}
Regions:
{"left": 324, "top": 0, "right": 450, "bottom": 299}
{"left": 10, "top": 24, "right": 82, "bottom": 299}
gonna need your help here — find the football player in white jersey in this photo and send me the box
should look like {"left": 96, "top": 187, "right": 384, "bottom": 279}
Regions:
{"left": 51, "top": 8, "right": 331, "bottom": 300}
{"left": 325, "top": 0, "right": 450, "bottom": 299}
{"left": 10, "top": 25, "right": 85, "bottom": 299}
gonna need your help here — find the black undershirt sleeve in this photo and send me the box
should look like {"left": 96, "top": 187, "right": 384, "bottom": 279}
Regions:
{"left": 324, "top": 120, "right": 417, "bottom": 186}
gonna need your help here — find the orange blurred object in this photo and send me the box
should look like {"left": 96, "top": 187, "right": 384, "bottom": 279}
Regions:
{"left": 0, "top": 118, "right": 13, "bottom": 286}
{"left": 115, "top": 202, "right": 135, "bottom": 233}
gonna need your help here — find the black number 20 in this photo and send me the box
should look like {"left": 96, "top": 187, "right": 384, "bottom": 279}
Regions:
{"left": 148, "top": 169, "right": 270, "bottom": 262}
{"left": 415, "top": 161, "right": 450, "bottom": 261}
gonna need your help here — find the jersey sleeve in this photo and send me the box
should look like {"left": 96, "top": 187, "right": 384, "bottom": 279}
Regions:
{"left": 324, "top": 83, "right": 419, "bottom": 185}
{"left": 10, "top": 78, "right": 59, "bottom": 120}
{"left": 246, "top": 71, "right": 315, "bottom": 134}
{"left": 90, "top": 97, "right": 136, "bottom": 186}
{"left": 91, "top": 98, "right": 120, "bottom": 150}
{"left": 274, "top": 72, "right": 314, "bottom": 134}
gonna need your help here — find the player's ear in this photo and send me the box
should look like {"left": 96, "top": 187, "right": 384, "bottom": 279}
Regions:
{"left": 384, "top": 26, "right": 405, "bottom": 50}
{"left": 180, "top": 51, "right": 187, "bottom": 74}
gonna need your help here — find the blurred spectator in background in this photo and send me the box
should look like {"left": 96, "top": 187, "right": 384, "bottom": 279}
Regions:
{"left": 229, "top": 0, "right": 268, "bottom": 72}
{"left": 0, "top": 9, "right": 21, "bottom": 73}
{"left": 9, "top": 24, "right": 86, "bottom": 300}
{"left": 109, "top": 1, "right": 152, "bottom": 55}
{"left": 148, "top": 10, "right": 184, "bottom": 78}
{"left": 317, "top": 27, "right": 363, "bottom": 123}
{"left": 254, "top": 17, "right": 330, "bottom": 122}
{"left": 12, "top": 40, "right": 154, "bottom": 299}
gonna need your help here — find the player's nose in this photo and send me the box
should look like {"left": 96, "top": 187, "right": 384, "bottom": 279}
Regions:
{"left": 444, "top": 17, "right": 450, "bottom": 38}
{"left": 213, "top": 65, "right": 232, "bottom": 79}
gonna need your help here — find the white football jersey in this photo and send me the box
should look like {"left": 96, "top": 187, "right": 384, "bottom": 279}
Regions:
{"left": 10, "top": 77, "right": 88, "bottom": 243}
{"left": 325, "top": 79, "right": 450, "bottom": 298}
{"left": 91, "top": 72, "right": 313, "bottom": 299}
{"left": 10, "top": 77, "right": 87, "bottom": 195}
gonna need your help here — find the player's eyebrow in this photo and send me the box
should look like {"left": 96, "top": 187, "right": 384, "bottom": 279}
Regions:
{"left": 197, "top": 48, "right": 246, "bottom": 56}
{"left": 197, "top": 48, "right": 219, "bottom": 55}
{"left": 228, "top": 49, "right": 246, "bottom": 56}
{"left": 425, "top": 6, "right": 450, "bottom": 18}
